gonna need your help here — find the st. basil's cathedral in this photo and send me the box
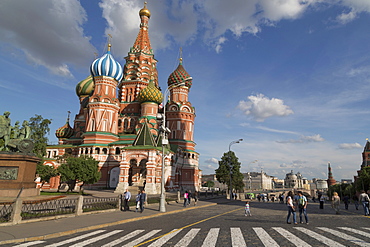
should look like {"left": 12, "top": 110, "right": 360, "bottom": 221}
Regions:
{"left": 41, "top": 3, "right": 201, "bottom": 194}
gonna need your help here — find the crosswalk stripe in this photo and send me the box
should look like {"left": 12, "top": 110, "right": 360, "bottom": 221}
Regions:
{"left": 272, "top": 227, "right": 311, "bottom": 247}
{"left": 69, "top": 230, "right": 123, "bottom": 247}
{"left": 45, "top": 230, "right": 106, "bottom": 247}
{"left": 339, "top": 227, "right": 370, "bottom": 238}
{"left": 101, "top": 230, "right": 144, "bottom": 247}
{"left": 253, "top": 227, "right": 279, "bottom": 247}
{"left": 122, "top": 229, "right": 161, "bottom": 247}
{"left": 148, "top": 229, "right": 182, "bottom": 247}
{"left": 13, "top": 241, "right": 46, "bottom": 247}
{"left": 231, "top": 227, "right": 247, "bottom": 247}
{"left": 174, "top": 228, "right": 200, "bottom": 247}
{"left": 295, "top": 227, "right": 346, "bottom": 247}
{"left": 201, "top": 228, "right": 219, "bottom": 247}
{"left": 317, "top": 227, "right": 370, "bottom": 247}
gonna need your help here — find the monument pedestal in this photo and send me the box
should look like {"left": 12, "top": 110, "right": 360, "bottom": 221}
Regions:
{"left": 0, "top": 153, "right": 40, "bottom": 197}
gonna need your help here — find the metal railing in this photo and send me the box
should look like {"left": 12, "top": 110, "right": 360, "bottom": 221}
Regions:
{"left": 83, "top": 197, "right": 119, "bottom": 212}
{"left": 0, "top": 203, "right": 14, "bottom": 223}
{"left": 21, "top": 198, "right": 78, "bottom": 220}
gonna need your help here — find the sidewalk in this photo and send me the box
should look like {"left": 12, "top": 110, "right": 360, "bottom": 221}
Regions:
{"left": 0, "top": 191, "right": 222, "bottom": 245}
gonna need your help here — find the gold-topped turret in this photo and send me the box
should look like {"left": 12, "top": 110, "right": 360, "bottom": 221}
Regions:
{"left": 139, "top": 2, "right": 151, "bottom": 18}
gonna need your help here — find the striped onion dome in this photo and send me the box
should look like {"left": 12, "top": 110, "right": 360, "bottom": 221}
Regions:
{"left": 55, "top": 119, "right": 73, "bottom": 139}
{"left": 137, "top": 81, "right": 163, "bottom": 104}
{"left": 90, "top": 44, "right": 123, "bottom": 82}
{"left": 167, "top": 58, "right": 192, "bottom": 88}
{"left": 76, "top": 75, "right": 94, "bottom": 97}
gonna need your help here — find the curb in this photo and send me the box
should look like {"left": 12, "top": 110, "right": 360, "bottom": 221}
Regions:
{"left": 0, "top": 202, "right": 216, "bottom": 245}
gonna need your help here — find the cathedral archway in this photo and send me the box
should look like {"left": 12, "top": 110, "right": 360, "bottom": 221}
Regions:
{"left": 109, "top": 167, "right": 120, "bottom": 188}
{"left": 128, "top": 159, "right": 137, "bottom": 186}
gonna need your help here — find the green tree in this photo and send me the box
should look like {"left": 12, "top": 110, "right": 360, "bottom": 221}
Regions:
{"left": 57, "top": 155, "right": 101, "bottom": 192}
{"left": 29, "top": 114, "right": 52, "bottom": 158}
{"left": 215, "top": 151, "right": 244, "bottom": 192}
{"left": 203, "top": 180, "right": 215, "bottom": 189}
{"left": 355, "top": 166, "right": 370, "bottom": 192}
{"left": 36, "top": 163, "right": 58, "bottom": 188}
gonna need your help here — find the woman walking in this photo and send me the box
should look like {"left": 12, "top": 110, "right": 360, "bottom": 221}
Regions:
{"left": 331, "top": 192, "right": 341, "bottom": 214}
{"left": 286, "top": 191, "right": 297, "bottom": 224}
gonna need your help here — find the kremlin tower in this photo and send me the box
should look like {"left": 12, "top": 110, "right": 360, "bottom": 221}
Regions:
{"left": 42, "top": 3, "right": 200, "bottom": 194}
{"left": 327, "top": 162, "right": 336, "bottom": 187}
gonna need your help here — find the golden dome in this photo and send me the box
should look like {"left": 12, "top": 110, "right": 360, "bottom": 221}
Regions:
{"left": 139, "top": 2, "right": 151, "bottom": 18}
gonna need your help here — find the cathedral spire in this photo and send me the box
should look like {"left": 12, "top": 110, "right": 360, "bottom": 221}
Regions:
{"left": 132, "top": 2, "right": 153, "bottom": 55}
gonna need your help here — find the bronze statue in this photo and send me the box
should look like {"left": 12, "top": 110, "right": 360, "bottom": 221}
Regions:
{"left": 0, "top": 111, "right": 11, "bottom": 151}
{"left": 0, "top": 112, "right": 34, "bottom": 153}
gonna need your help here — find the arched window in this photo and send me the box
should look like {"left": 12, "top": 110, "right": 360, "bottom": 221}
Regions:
{"left": 102, "top": 148, "right": 108, "bottom": 154}
{"left": 115, "top": 147, "right": 120, "bottom": 155}
{"left": 95, "top": 147, "right": 100, "bottom": 154}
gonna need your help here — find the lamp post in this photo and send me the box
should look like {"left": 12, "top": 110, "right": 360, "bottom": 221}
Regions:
{"left": 228, "top": 139, "right": 243, "bottom": 200}
{"left": 158, "top": 82, "right": 186, "bottom": 213}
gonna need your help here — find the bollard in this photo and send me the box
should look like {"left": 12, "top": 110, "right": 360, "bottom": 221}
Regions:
{"left": 10, "top": 198, "right": 23, "bottom": 225}
{"left": 75, "top": 195, "right": 84, "bottom": 216}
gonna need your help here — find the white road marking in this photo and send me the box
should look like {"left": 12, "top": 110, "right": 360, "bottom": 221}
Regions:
{"left": 148, "top": 229, "right": 182, "bottom": 247}
{"left": 45, "top": 230, "right": 106, "bottom": 247}
{"left": 317, "top": 227, "right": 370, "bottom": 247}
{"left": 174, "top": 228, "right": 200, "bottom": 247}
{"left": 122, "top": 229, "right": 161, "bottom": 247}
{"left": 231, "top": 227, "right": 247, "bottom": 247}
{"left": 295, "top": 227, "right": 346, "bottom": 247}
{"left": 201, "top": 228, "right": 220, "bottom": 247}
{"left": 69, "top": 230, "right": 123, "bottom": 247}
{"left": 101, "top": 230, "right": 144, "bottom": 247}
{"left": 272, "top": 227, "right": 311, "bottom": 247}
{"left": 253, "top": 227, "right": 279, "bottom": 247}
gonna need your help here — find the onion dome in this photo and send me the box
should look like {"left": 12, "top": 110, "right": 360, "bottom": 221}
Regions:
{"left": 167, "top": 58, "right": 192, "bottom": 88}
{"left": 139, "top": 2, "right": 151, "bottom": 18}
{"left": 90, "top": 44, "right": 123, "bottom": 82}
{"left": 137, "top": 81, "right": 163, "bottom": 104}
{"left": 76, "top": 75, "right": 94, "bottom": 97}
{"left": 55, "top": 112, "right": 74, "bottom": 139}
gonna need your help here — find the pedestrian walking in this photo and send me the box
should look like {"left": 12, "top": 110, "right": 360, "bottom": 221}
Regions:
{"left": 343, "top": 195, "right": 350, "bottom": 210}
{"left": 297, "top": 191, "right": 308, "bottom": 224}
{"left": 193, "top": 191, "right": 199, "bottom": 206}
{"left": 244, "top": 201, "right": 252, "bottom": 216}
{"left": 123, "top": 188, "right": 131, "bottom": 211}
{"left": 188, "top": 190, "right": 192, "bottom": 206}
{"left": 135, "top": 191, "right": 141, "bottom": 212}
{"left": 352, "top": 194, "right": 359, "bottom": 210}
{"left": 139, "top": 189, "right": 147, "bottom": 213}
{"left": 286, "top": 191, "right": 297, "bottom": 224}
{"left": 183, "top": 191, "right": 189, "bottom": 207}
{"left": 359, "top": 190, "right": 370, "bottom": 216}
{"left": 319, "top": 193, "right": 325, "bottom": 209}
{"left": 331, "top": 192, "right": 340, "bottom": 214}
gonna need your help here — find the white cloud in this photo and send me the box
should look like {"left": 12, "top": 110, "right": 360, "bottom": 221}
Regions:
{"left": 0, "top": 0, "right": 96, "bottom": 77}
{"left": 336, "top": 8, "right": 357, "bottom": 24}
{"left": 205, "top": 158, "right": 219, "bottom": 164}
{"left": 237, "top": 94, "right": 294, "bottom": 122}
{"left": 277, "top": 134, "right": 325, "bottom": 143}
{"left": 255, "top": 126, "right": 299, "bottom": 135}
{"left": 214, "top": 37, "right": 227, "bottom": 53}
{"left": 338, "top": 143, "right": 362, "bottom": 149}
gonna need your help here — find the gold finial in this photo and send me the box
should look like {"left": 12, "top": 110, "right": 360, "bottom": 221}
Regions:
{"left": 366, "top": 138, "right": 369, "bottom": 141}
{"left": 179, "top": 47, "right": 183, "bottom": 64}
{"left": 94, "top": 52, "right": 98, "bottom": 58}
{"left": 139, "top": 1, "right": 151, "bottom": 18}
{"left": 67, "top": 111, "right": 71, "bottom": 121}
{"left": 107, "top": 34, "right": 112, "bottom": 51}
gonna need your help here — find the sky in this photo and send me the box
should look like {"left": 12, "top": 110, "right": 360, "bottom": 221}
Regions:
{"left": 1, "top": 0, "right": 370, "bottom": 181}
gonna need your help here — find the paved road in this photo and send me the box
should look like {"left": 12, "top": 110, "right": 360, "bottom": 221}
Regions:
{"left": 5, "top": 200, "right": 369, "bottom": 246}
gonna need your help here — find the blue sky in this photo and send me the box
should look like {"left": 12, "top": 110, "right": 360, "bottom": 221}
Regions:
{"left": 1, "top": 0, "right": 370, "bottom": 181}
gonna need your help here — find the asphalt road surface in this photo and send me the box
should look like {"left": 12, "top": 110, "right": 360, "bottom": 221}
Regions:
{"left": 6, "top": 200, "right": 370, "bottom": 246}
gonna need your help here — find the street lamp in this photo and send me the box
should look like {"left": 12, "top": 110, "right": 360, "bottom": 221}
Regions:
{"left": 228, "top": 138, "right": 243, "bottom": 200}
{"left": 158, "top": 82, "right": 186, "bottom": 213}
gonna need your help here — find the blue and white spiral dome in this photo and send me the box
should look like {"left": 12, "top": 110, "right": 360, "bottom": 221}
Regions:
{"left": 90, "top": 46, "right": 123, "bottom": 82}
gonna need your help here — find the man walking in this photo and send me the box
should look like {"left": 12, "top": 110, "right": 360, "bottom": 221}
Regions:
{"left": 139, "top": 189, "right": 147, "bottom": 213}
{"left": 123, "top": 189, "right": 131, "bottom": 211}
{"left": 359, "top": 190, "right": 370, "bottom": 216}
{"left": 297, "top": 191, "right": 308, "bottom": 224}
